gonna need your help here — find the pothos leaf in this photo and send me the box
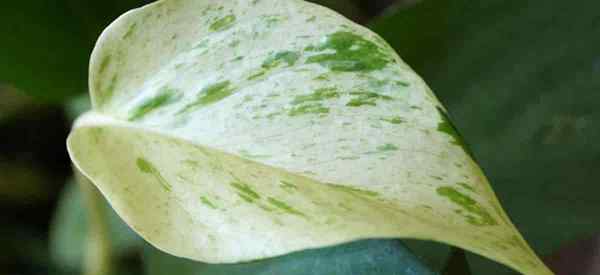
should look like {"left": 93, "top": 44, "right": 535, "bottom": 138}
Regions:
{"left": 66, "top": 0, "right": 552, "bottom": 274}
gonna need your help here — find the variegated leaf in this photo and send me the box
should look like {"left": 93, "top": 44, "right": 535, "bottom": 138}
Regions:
{"left": 67, "top": 0, "right": 552, "bottom": 274}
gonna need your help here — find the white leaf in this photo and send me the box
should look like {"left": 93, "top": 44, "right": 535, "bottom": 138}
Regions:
{"left": 67, "top": 0, "right": 552, "bottom": 274}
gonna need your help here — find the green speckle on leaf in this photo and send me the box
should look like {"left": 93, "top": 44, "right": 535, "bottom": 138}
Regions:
{"left": 95, "top": 56, "right": 116, "bottom": 106}
{"left": 259, "top": 204, "right": 274, "bottom": 212}
{"left": 228, "top": 40, "right": 240, "bottom": 48}
{"left": 377, "top": 143, "right": 398, "bottom": 152}
{"left": 242, "top": 95, "right": 253, "bottom": 103}
{"left": 288, "top": 103, "right": 329, "bottom": 116}
{"left": 248, "top": 51, "right": 301, "bottom": 81}
{"left": 381, "top": 116, "right": 404, "bottom": 124}
{"left": 329, "top": 183, "right": 379, "bottom": 198}
{"left": 339, "top": 156, "right": 360, "bottom": 160}
{"left": 267, "top": 197, "right": 305, "bottom": 217}
{"left": 128, "top": 87, "right": 181, "bottom": 120}
{"left": 247, "top": 69, "right": 267, "bottom": 80}
{"left": 280, "top": 180, "right": 298, "bottom": 191}
{"left": 200, "top": 196, "right": 218, "bottom": 209}
{"left": 264, "top": 111, "right": 282, "bottom": 119}
{"left": 98, "top": 55, "right": 112, "bottom": 75}
{"left": 182, "top": 159, "right": 200, "bottom": 169}
{"left": 89, "top": 128, "right": 104, "bottom": 144}
{"left": 262, "top": 15, "right": 284, "bottom": 26}
{"left": 123, "top": 23, "right": 138, "bottom": 39}
{"left": 231, "top": 180, "right": 260, "bottom": 202}
{"left": 200, "top": 5, "right": 214, "bottom": 16}
{"left": 178, "top": 81, "right": 233, "bottom": 114}
{"left": 313, "top": 73, "right": 329, "bottom": 81}
{"left": 346, "top": 91, "right": 392, "bottom": 107}
{"left": 436, "top": 107, "right": 474, "bottom": 158}
{"left": 136, "top": 158, "right": 171, "bottom": 192}
{"left": 366, "top": 78, "right": 389, "bottom": 88}
{"left": 510, "top": 235, "right": 530, "bottom": 251}
{"left": 238, "top": 193, "right": 255, "bottom": 203}
{"left": 436, "top": 186, "right": 497, "bottom": 226}
{"left": 210, "top": 14, "right": 236, "bottom": 32}
{"left": 98, "top": 74, "right": 118, "bottom": 107}
{"left": 262, "top": 51, "right": 301, "bottom": 69}
{"left": 195, "top": 81, "right": 233, "bottom": 104}
{"left": 395, "top": 80, "right": 410, "bottom": 87}
{"left": 457, "top": 182, "right": 477, "bottom": 193}
{"left": 291, "top": 87, "right": 339, "bottom": 105}
{"left": 305, "top": 31, "right": 391, "bottom": 72}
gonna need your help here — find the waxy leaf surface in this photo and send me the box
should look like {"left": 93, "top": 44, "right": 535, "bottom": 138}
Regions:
{"left": 67, "top": 0, "right": 552, "bottom": 274}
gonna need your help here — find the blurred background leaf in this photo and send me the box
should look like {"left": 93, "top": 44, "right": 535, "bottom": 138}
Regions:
{"left": 0, "top": 1, "right": 89, "bottom": 102}
{"left": 371, "top": 0, "right": 600, "bottom": 273}
{"left": 50, "top": 86, "right": 142, "bottom": 274}
{"left": 0, "top": 0, "right": 152, "bottom": 103}
{"left": 50, "top": 180, "right": 143, "bottom": 274}
{"left": 65, "top": 94, "right": 93, "bottom": 122}
{"left": 307, "top": 0, "right": 367, "bottom": 23}
{"left": 0, "top": 85, "right": 72, "bottom": 273}
{"left": 544, "top": 234, "right": 600, "bottom": 275}
{"left": 441, "top": 248, "right": 471, "bottom": 275}
{"left": 0, "top": 85, "right": 41, "bottom": 121}
{"left": 144, "top": 239, "right": 437, "bottom": 275}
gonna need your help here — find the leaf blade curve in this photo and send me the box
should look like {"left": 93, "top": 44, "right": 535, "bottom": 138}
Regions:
{"left": 68, "top": 0, "right": 553, "bottom": 274}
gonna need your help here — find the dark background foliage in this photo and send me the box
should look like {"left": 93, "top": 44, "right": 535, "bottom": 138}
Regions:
{"left": 0, "top": 0, "right": 598, "bottom": 274}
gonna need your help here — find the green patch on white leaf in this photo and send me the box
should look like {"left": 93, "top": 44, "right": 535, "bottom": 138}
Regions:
{"left": 68, "top": 0, "right": 552, "bottom": 274}
{"left": 210, "top": 14, "right": 236, "bottom": 32}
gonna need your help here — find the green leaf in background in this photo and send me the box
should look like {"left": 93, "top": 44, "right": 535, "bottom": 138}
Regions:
{"left": 371, "top": 0, "right": 600, "bottom": 274}
{"left": 370, "top": 0, "right": 449, "bottom": 79}
{"left": 50, "top": 179, "right": 142, "bottom": 272}
{"left": 306, "top": 0, "right": 367, "bottom": 23}
{"left": 441, "top": 248, "right": 471, "bottom": 275}
{"left": 0, "top": 1, "right": 89, "bottom": 102}
{"left": 144, "top": 239, "right": 436, "bottom": 275}
{"left": 0, "top": 0, "right": 150, "bottom": 103}
{"left": 66, "top": 0, "right": 552, "bottom": 274}
{"left": 401, "top": 240, "right": 452, "bottom": 272}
